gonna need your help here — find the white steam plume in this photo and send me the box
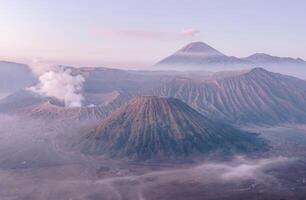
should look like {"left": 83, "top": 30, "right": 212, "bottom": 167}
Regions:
{"left": 28, "top": 61, "right": 85, "bottom": 108}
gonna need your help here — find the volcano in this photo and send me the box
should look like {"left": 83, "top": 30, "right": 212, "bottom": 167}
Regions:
{"left": 154, "top": 41, "right": 248, "bottom": 71}
{"left": 81, "top": 96, "right": 267, "bottom": 159}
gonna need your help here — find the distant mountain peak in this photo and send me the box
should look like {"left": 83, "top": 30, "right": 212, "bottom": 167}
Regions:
{"left": 154, "top": 42, "right": 248, "bottom": 70}
{"left": 243, "top": 67, "right": 274, "bottom": 78}
{"left": 245, "top": 53, "right": 306, "bottom": 63}
{"left": 154, "top": 41, "right": 306, "bottom": 76}
{"left": 178, "top": 41, "right": 224, "bottom": 56}
{"left": 248, "top": 53, "right": 272, "bottom": 58}
{"left": 297, "top": 58, "right": 305, "bottom": 62}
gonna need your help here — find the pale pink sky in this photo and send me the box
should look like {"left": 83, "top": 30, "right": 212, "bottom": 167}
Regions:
{"left": 0, "top": 0, "right": 305, "bottom": 69}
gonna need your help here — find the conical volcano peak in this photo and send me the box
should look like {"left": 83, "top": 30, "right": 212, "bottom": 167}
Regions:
{"left": 129, "top": 95, "right": 180, "bottom": 106}
{"left": 154, "top": 41, "right": 244, "bottom": 70}
{"left": 249, "top": 67, "right": 269, "bottom": 74}
{"left": 132, "top": 95, "right": 168, "bottom": 102}
{"left": 178, "top": 41, "right": 224, "bottom": 56}
{"left": 80, "top": 96, "right": 267, "bottom": 159}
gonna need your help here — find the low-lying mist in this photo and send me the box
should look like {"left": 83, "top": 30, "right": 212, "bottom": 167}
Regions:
{"left": 0, "top": 114, "right": 87, "bottom": 169}
{"left": 0, "top": 114, "right": 305, "bottom": 200}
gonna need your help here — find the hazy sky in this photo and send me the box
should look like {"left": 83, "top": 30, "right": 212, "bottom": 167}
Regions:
{"left": 0, "top": 0, "right": 305, "bottom": 69}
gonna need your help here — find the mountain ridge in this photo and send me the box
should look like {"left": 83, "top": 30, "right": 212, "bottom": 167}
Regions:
{"left": 2, "top": 67, "right": 306, "bottom": 125}
{"left": 244, "top": 53, "right": 305, "bottom": 64}
{"left": 152, "top": 68, "right": 306, "bottom": 124}
{"left": 154, "top": 41, "right": 306, "bottom": 78}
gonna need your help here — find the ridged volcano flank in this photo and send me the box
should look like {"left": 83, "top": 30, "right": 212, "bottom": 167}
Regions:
{"left": 153, "top": 68, "right": 306, "bottom": 124}
{"left": 81, "top": 96, "right": 266, "bottom": 159}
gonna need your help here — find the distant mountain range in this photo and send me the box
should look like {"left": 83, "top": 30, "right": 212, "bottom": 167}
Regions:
{"left": 154, "top": 42, "right": 306, "bottom": 79}
{"left": 243, "top": 53, "right": 305, "bottom": 64}
{"left": 0, "top": 67, "right": 177, "bottom": 121}
{"left": 79, "top": 96, "right": 267, "bottom": 159}
{"left": 0, "top": 86, "right": 128, "bottom": 123}
{"left": 2, "top": 67, "right": 306, "bottom": 125}
{"left": 0, "top": 61, "right": 36, "bottom": 98}
{"left": 1, "top": 60, "right": 306, "bottom": 160}
{"left": 0, "top": 41, "right": 305, "bottom": 101}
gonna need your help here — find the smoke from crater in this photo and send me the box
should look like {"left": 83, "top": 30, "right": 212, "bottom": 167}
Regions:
{"left": 28, "top": 61, "right": 85, "bottom": 108}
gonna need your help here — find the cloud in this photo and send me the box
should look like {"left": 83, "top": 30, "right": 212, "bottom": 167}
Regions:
{"left": 28, "top": 61, "right": 85, "bottom": 108}
{"left": 93, "top": 156, "right": 295, "bottom": 199}
{"left": 192, "top": 156, "right": 293, "bottom": 181}
{"left": 94, "top": 29, "right": 169, "bottom": 40}
{"left": 181, "top": 28, "right": 200, "bottom": 37}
